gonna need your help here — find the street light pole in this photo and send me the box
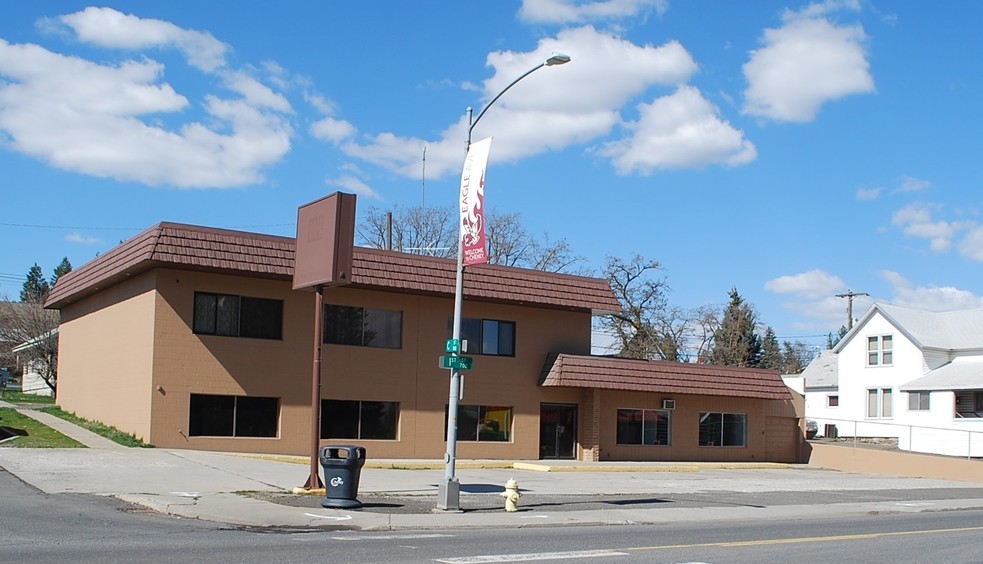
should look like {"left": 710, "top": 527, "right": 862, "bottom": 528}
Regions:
{"left": 436, "top": 53, "right": 570, "bottom": 512}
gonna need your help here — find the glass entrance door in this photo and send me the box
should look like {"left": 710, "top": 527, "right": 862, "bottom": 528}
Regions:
{"left": 540, "top": 404, "right": 578, "bottom": 459}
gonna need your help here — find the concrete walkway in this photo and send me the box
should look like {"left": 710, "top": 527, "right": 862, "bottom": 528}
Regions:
{"left": 0, "top": 399, "right": 126, "bottom": 449}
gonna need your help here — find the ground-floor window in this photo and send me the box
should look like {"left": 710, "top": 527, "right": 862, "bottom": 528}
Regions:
{"left": 189, "top": 394, "right": 279, "bottom": 437}
{"left": 321, "top": 400, "right": 399, "bottom": 440}
{"left": 867, "top": 388, "right": 893, "bottom": 418}
{"left": 908, "top": 391, "right": 930, "bottom": 411}
{"left": 449, "top": 405, "right": 512, "bottom": 442}
{"left": 699, "top": 412, "right": 747, "bottom": 447}
{"left": 616, "top": 408, "right": 671, "bottom": 445}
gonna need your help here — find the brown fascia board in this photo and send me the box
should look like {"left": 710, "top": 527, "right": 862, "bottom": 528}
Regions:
{"left": 539, "top": 353, "right": 791, "bottom": 401}
{"left": 45, "top": 222, "right": 623, "bottom": 315}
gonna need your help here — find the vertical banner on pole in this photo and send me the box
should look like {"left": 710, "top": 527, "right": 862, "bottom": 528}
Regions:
{"left": 460, "top": 137, "right": 492, "bottom": 267}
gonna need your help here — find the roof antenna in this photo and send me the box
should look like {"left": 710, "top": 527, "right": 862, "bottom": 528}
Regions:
{"left": 421, "top": 142, "right": 428, "bottom": 209}
{"left": 835, "top": 290, "right": 869, "bottom": 329}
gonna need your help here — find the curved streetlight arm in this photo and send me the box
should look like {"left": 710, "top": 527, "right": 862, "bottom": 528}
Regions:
{"left": 467, "top": 53, "right": 571, "bottom": 146}
{"left": 468, "top": 62, "right": 544, "bottom": 145}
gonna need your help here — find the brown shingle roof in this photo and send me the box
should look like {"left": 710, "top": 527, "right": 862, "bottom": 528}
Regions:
{"left": 46, "top": 222, "right": 621, "bottom": 315}
{"left": 539, "top": 353, "right": 792, "bottom": 400}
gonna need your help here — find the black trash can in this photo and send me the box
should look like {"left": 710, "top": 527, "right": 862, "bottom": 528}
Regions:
{"left": 319, "top": 445, "right": 366, "bottom": 508}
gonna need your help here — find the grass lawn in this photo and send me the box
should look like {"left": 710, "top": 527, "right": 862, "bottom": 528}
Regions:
{"left": 0, "top": 408, "right": 85, "bottom": 448}
{"left": 38, "top": 407, "right": 152, "bottom": 448}
{"left": 0, "top": 391, "right": 56, "bottom": 405}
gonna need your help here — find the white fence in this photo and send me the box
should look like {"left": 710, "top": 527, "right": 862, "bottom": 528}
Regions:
{"left": 811, "top": 416, "right": 983, "bottom": 459}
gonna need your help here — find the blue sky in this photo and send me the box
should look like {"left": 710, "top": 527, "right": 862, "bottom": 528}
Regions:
{"left": 2, "top": 1, "right": 982, "bottom": 351}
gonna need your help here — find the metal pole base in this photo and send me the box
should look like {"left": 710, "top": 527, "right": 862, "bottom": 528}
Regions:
{"left": 301, "top": 472, "right": 323, "bottom": 491}
{"left": 435, "top": 478, "right": 462, "bottom": 512}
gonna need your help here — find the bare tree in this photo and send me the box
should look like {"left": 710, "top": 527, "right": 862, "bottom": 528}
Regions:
{"left": 485, "top": 210, "right": 533, "bottom": 267}
{"left": 357, "top": 205, "right": 585, "bottom": 273}
{"left": 528, "top": 235, "right": 587, "bottom": 274}
{"left": 0, "top": 298, "right": 59, "bottom": 393}
{"left": 357, "top": 205, "right": 456, "bottom": 257}
{"left": 599, "top": 254, "right": 675, "bottom": 360}
{"left": 691, "top": 304, "right": 720, "bottom": 363}
{"left": 0, "top": 260, "right": 70, "bottom": 394}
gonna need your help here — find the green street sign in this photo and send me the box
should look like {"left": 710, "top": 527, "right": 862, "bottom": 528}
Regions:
{"left": 439, "top": 355, "right": 473, "bottom": 370}
{"left": 445, "top": 339, "right": 460, "bottom": 353}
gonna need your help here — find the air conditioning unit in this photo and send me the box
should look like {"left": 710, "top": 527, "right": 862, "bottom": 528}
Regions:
{"left": 662, "top": 399, "right": 676, "bottom": 410}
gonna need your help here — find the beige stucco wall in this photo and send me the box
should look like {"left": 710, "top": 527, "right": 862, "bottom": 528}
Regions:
{"left": 592, "top": 390, "right": 802, "bottom": 463}
{"left": 145, "top": 268, "right": 592, "bottom": 456}
{"left": 55, "top": 266, "right": 804, "bottom": 463}
{"left": 57, "top": 271, "right": 158, "bottom": 440}
{"left": 808, "top": 442, "right": 983, "bottom": 482}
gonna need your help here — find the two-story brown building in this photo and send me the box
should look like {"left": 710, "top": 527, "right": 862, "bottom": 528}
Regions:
{"left": 45, "top": 222, "right": 804, "bottom": 462}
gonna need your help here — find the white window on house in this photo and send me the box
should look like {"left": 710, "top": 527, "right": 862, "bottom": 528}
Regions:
{"left": 866, "top": 335, "right": 893, "bottom": 366}
{"left": 827, "top": 395, "right": 839, "bottom": 407}
{"left": 867, "top": 388, "right": 893, "bottom": 418}
{"left": 908, "top": 391, "right": 930, "bottom": 411}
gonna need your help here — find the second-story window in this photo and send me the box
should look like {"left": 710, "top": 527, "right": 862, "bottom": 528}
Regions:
{"left": 324, "top": 305, "right": 402, "bottom": 349}
{"left": 867, "top": 335, "right": 893, "bottom": 366}
{"left": 449, "top": 318, "right": 516, "bottom": 356}
{"left": 193, "top": 292, "right": 283, "bottom": 340}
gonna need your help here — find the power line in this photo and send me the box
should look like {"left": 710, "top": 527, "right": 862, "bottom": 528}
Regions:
{"left": 0, "top": 222, "right": 293, "bottom": 231}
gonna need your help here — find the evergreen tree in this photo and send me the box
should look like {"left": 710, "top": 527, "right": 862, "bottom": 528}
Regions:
{"left": 826, "top": 325, "right": 849, "bottom": 349}
{"left": 759, "top": 326, "right": 783, "bottom": 370}
{"left": 20, "top": 264, "right": 50, "bottom": 303}
{"left": 51, "top": 257, "right": 73, "bottom": 288}
{"left": 709, "top": 288, "right": 762, "bottom": 367}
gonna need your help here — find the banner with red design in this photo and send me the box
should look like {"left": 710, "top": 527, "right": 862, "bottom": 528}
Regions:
{"left": 460, "top": 137, "right": 492, "bottom": 266}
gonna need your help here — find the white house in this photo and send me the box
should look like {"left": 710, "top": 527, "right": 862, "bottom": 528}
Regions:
{"left": 12, "top": 329, "right": 56, "bottom": 397}
{"left": 799, "top": 349, "right": 840, "bottom": 437}
{"left": 804, "top": 303, "right": 983, "bottom": 458}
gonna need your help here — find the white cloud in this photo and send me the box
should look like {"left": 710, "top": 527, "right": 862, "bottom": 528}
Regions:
{"left": 56, "top": 7, "right": 228, "bottom": 72}
{"left": 958, "top": 226, "right": 983, "bottom": 262}
{"left": 765, "top": 269, "right": 845, "bottom": 300}
{"left": 599, "top": 85, "right": 756, "bottom": 173}
{"left": 897, "top": 175, "right": 931, "bottom": 192}
{"left": 891, "top": 203, "right": 972, "bottom": 253}
{"left": 783, "top": 0, "right": 861, "bottom": 21}
{"left": 765, "top": 268, "right": 851, "bottom": 329}
{"left": 327, "top": 175, "right": 381, "bottom": 200}
{"left": 855, "top": 186, "right": 882, "bottom": 200}
{"left": 742, "top": 15, "right": 874, "bottom": 122}
{"left": 0, "top": 10, "right": 294, "bottom": 188}
{"left": 311, "top": 117, "right": 356, "bottom": 143}
{"left": 65, "top": 232, "right": 101, "bottom": 245}
{"left": 222, "top": 71, "right": 292, "bottom": 112}
{"left": 343, "top": 26, "right": 706, "bottom": 179}
{"left": 879, "top": 270, "right": 983, "bottom": 311}
{"left": 519, "top": 0, "right": 668, "bottom": 24}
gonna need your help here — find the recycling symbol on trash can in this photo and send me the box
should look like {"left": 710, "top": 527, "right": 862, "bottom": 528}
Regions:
{"left": 329, "top": 476, "right": 344, "bottom": 487}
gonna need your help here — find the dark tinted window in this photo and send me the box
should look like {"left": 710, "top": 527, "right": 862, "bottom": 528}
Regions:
{"left": 189, "top": 394, "right": 278, "bottom": 437}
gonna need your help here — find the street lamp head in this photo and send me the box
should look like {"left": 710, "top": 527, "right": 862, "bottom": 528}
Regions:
{"left": 546, "top": 53, "right": 572, "bottom": 66}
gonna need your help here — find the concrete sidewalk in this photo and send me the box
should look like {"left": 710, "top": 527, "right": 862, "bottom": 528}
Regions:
{"left": 2, "top": 399, "right": 983, "bottom": 531}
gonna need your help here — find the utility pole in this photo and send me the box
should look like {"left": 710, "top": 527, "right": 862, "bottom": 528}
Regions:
{"left": 835, "top": 290, "right": 869, "bottom": 329}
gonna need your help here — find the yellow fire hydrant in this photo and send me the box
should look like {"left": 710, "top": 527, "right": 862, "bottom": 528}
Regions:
{"left": 500, "top": 478, "right": 522, "bottom": 512}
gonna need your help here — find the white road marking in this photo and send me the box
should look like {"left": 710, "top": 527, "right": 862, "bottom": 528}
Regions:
{"left": 303, "top": 512, "right": 352, "bottom": 521}
{"left": 519, "top": 515, "right": 550, "bottom": 519}
{"left": 169, "top": 492, "right": 199, "bottom": 497}
{"left": 434, "top": 549, "right": 628, "bottom": 562}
